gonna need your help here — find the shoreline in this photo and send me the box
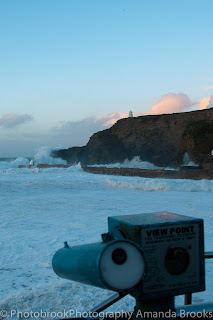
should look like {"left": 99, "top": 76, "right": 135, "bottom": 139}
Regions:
{"left": 18, "top": 164, "right": 213, "bottom": 180}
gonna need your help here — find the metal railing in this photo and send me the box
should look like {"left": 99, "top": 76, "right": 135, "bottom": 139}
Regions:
{"left": 184, "top": 251, "right": 213, "bottom": 305}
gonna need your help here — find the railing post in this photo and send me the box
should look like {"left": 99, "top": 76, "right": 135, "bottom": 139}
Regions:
{"left": 184, "top": 293, "right": 192, "bottom": 305}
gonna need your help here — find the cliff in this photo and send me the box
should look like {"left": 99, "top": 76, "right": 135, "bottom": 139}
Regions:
{"left": 53, "top": 109, "right": 213, "bottom": 167}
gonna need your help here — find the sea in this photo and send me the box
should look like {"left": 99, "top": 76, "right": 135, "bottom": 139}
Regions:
{"left": 0, "top": 147, "right": 213, "bottom": 319}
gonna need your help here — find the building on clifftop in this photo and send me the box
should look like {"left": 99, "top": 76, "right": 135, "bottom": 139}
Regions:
{"left": 129, "top": 110, "right": 133, "bottom": 117}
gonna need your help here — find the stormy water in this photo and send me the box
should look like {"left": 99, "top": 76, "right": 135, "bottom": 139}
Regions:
{"left": 0, "top": 147, "right": 212, "bottom": 319}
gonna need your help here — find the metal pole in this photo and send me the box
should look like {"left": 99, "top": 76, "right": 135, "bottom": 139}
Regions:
{"left": 205, "top": 251, "right": 213, "bottom": 259}
{"left": 90, "top": 293, "right": 127, "bottom": 314}
{"left": 184, "top": 293, "right": 192, "bottom": 305}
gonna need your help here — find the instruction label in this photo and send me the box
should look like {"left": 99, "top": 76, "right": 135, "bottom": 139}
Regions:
{"left": 141, "top": 223, "right": 200, "bottom": 293}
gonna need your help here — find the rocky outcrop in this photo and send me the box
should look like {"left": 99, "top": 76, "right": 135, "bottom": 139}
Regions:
{"left": 18, "top": 164, "right": 71, "bottom": 169}
{"left": 53, "top": 109, "right": 213, "bottom": 167}
{"left": 180, "top": 119, "right": 213, "bottom": 165}
{"left": 82, "top": 166, "right": 213, "bottom": 180}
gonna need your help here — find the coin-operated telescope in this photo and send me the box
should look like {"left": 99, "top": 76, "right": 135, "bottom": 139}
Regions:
{"left": 52, "top": 212, "right": 205, "bottom": 315}
{"left": 53, "top": 239, "right": 145, "bottom": 292}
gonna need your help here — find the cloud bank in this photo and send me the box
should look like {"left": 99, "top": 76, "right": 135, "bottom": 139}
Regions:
{"left": 0, "top": 113, "right": 33, "bottom": 128}
{"left": 53, "top": 113, "right": 130, "bottom": 146}
{"left": 149, "top": 93, "right": 195, "bottom": 115}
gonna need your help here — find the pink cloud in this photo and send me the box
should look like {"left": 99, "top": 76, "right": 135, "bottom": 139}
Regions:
{"left": 199, "top": 96, "right": 213, "bottom": 110}
{"left": 100, "top": 112, "right": 129, "bottom": 126}
{"left": 150, "top": 93, "right": 195, "bottom": 115}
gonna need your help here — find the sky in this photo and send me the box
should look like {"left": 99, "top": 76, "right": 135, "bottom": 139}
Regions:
{"left": 0, "top": 0, "right": 213, "bottom": 157}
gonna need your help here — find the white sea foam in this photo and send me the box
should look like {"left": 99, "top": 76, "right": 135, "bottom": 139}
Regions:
{"left": 90, "top": 156, "right": 177, "bottom": 170}
{"left": 0, "top": 153, "right": 212, "bottom": 317}
{"left": 0, "top": 147, "right": 67, "bottom": 170}
{"left": 106, "top": 177, "right": 213, "bottom": 192}
{"left": 106, "top": 177, "right": 169, "bottom": 191}
{"left": 10, "top": 157, "right": 30, "bottom": 167}
{"left": 92, "top": 153, "right": 199, "bottom": 170}
{"left": 33, "top": 146, "right": 67, "bottom": 165}
{"left": 182, "top": 152, "right": 199, "bottom": 167}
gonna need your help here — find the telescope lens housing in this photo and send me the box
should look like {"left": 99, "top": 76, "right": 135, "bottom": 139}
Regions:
{"left": 112, "top": 248, "right": 127, "bottom": 265}
{"left": 100, "top": 241, "right": 145, "bottom": 291}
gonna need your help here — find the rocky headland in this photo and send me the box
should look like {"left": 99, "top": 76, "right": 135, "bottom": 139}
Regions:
{"left": 52, "top": 109, "right": 213, "bottom": 171}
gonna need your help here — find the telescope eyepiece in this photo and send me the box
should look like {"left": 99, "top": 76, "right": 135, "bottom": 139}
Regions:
{"left": 112, "top": 248, "right": 127, "bottom": 265}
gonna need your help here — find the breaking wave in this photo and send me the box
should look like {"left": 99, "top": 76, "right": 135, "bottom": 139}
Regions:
{"left": 10, "top": 157, "right": 30, "bottom": 167}
{"left": 90, "top": 156, "right": 177, "bottom": 170}
{"left": 3, "top": 152, "right": 200, "bottom": 171}
{"left": 33, "top": 146, "right": 67, "bottom": 165}
{"left": 106, "top": 177, "right": 213, "bottom": 192}
{"left": 182, "top": 152, "right": 199, "bottom": 167}
{"left": 0, "top": 147, "right": 67, "bottom": 169}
